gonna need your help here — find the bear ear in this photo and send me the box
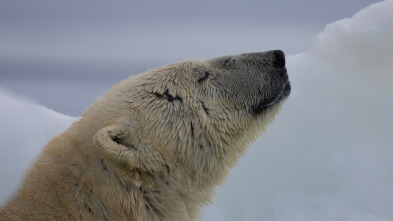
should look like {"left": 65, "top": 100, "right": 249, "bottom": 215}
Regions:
{"left": 93, "top": 124, "right": 163, "bottom": 172}
{"left": 93, "top": 124, "right": 132, "bottom": 158}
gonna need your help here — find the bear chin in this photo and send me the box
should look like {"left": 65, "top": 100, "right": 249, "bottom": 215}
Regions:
{"left": 252, "top": 80, "right": 291, "bottom": 114}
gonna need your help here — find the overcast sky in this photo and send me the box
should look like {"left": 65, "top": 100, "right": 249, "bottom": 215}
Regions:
{"left": 0, "top": 0, "right": 381, "bottom": 26}
{"left": 0, "top": 0, "right": 380, "bottom": 64}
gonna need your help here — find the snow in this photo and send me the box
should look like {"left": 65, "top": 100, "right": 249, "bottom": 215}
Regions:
{"left": 0, "top": 89, "right": 76, "bottom": 206}
{"left": 1, "top": 0, "right": 393, "bottom": 220}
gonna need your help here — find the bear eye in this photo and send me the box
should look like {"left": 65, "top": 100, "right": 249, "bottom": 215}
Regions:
{"left": 198, "top": 71, "right": 210, "bottom": 84}
{"left": 154, "top": 89, "right": 183, "bottom": 103}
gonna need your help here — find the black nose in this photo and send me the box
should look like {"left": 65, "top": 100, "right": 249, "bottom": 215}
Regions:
{"left": 273, "top": 50, "right": 285, "bottom": 67}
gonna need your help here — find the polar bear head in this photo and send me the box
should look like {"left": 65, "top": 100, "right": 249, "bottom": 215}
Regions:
{"left": 89, "top": 50, "right": 290, "bottom": 190}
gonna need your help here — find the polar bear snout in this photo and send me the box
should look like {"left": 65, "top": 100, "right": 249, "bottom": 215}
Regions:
{"left": 242, "top": 50, "right": 290, "bottom": 114}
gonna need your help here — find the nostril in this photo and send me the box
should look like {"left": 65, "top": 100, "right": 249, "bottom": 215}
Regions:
{"left": 273, "top": 50, "right": 286, "bottom": 67}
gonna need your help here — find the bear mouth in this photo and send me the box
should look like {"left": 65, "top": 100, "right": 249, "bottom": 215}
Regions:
{"left": 251, "top": 81, "right": 291, "bottom": 114}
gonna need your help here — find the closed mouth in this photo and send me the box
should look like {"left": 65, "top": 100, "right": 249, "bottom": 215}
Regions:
{"left": 251, "top": 81, "right": 291, "bottom": 114}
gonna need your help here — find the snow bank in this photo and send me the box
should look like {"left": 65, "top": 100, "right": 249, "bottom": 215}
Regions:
{"left": 0, "top": 89, "right": 76, "bottom": 206}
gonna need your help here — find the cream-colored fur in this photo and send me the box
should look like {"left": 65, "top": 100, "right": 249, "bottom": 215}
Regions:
{"left": 0, "top": 51, "right": 290, "bottom": 221}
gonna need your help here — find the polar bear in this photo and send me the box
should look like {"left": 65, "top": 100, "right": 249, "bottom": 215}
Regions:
{"left": 0, "top": 50, "right": 290, "bottom": 221}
